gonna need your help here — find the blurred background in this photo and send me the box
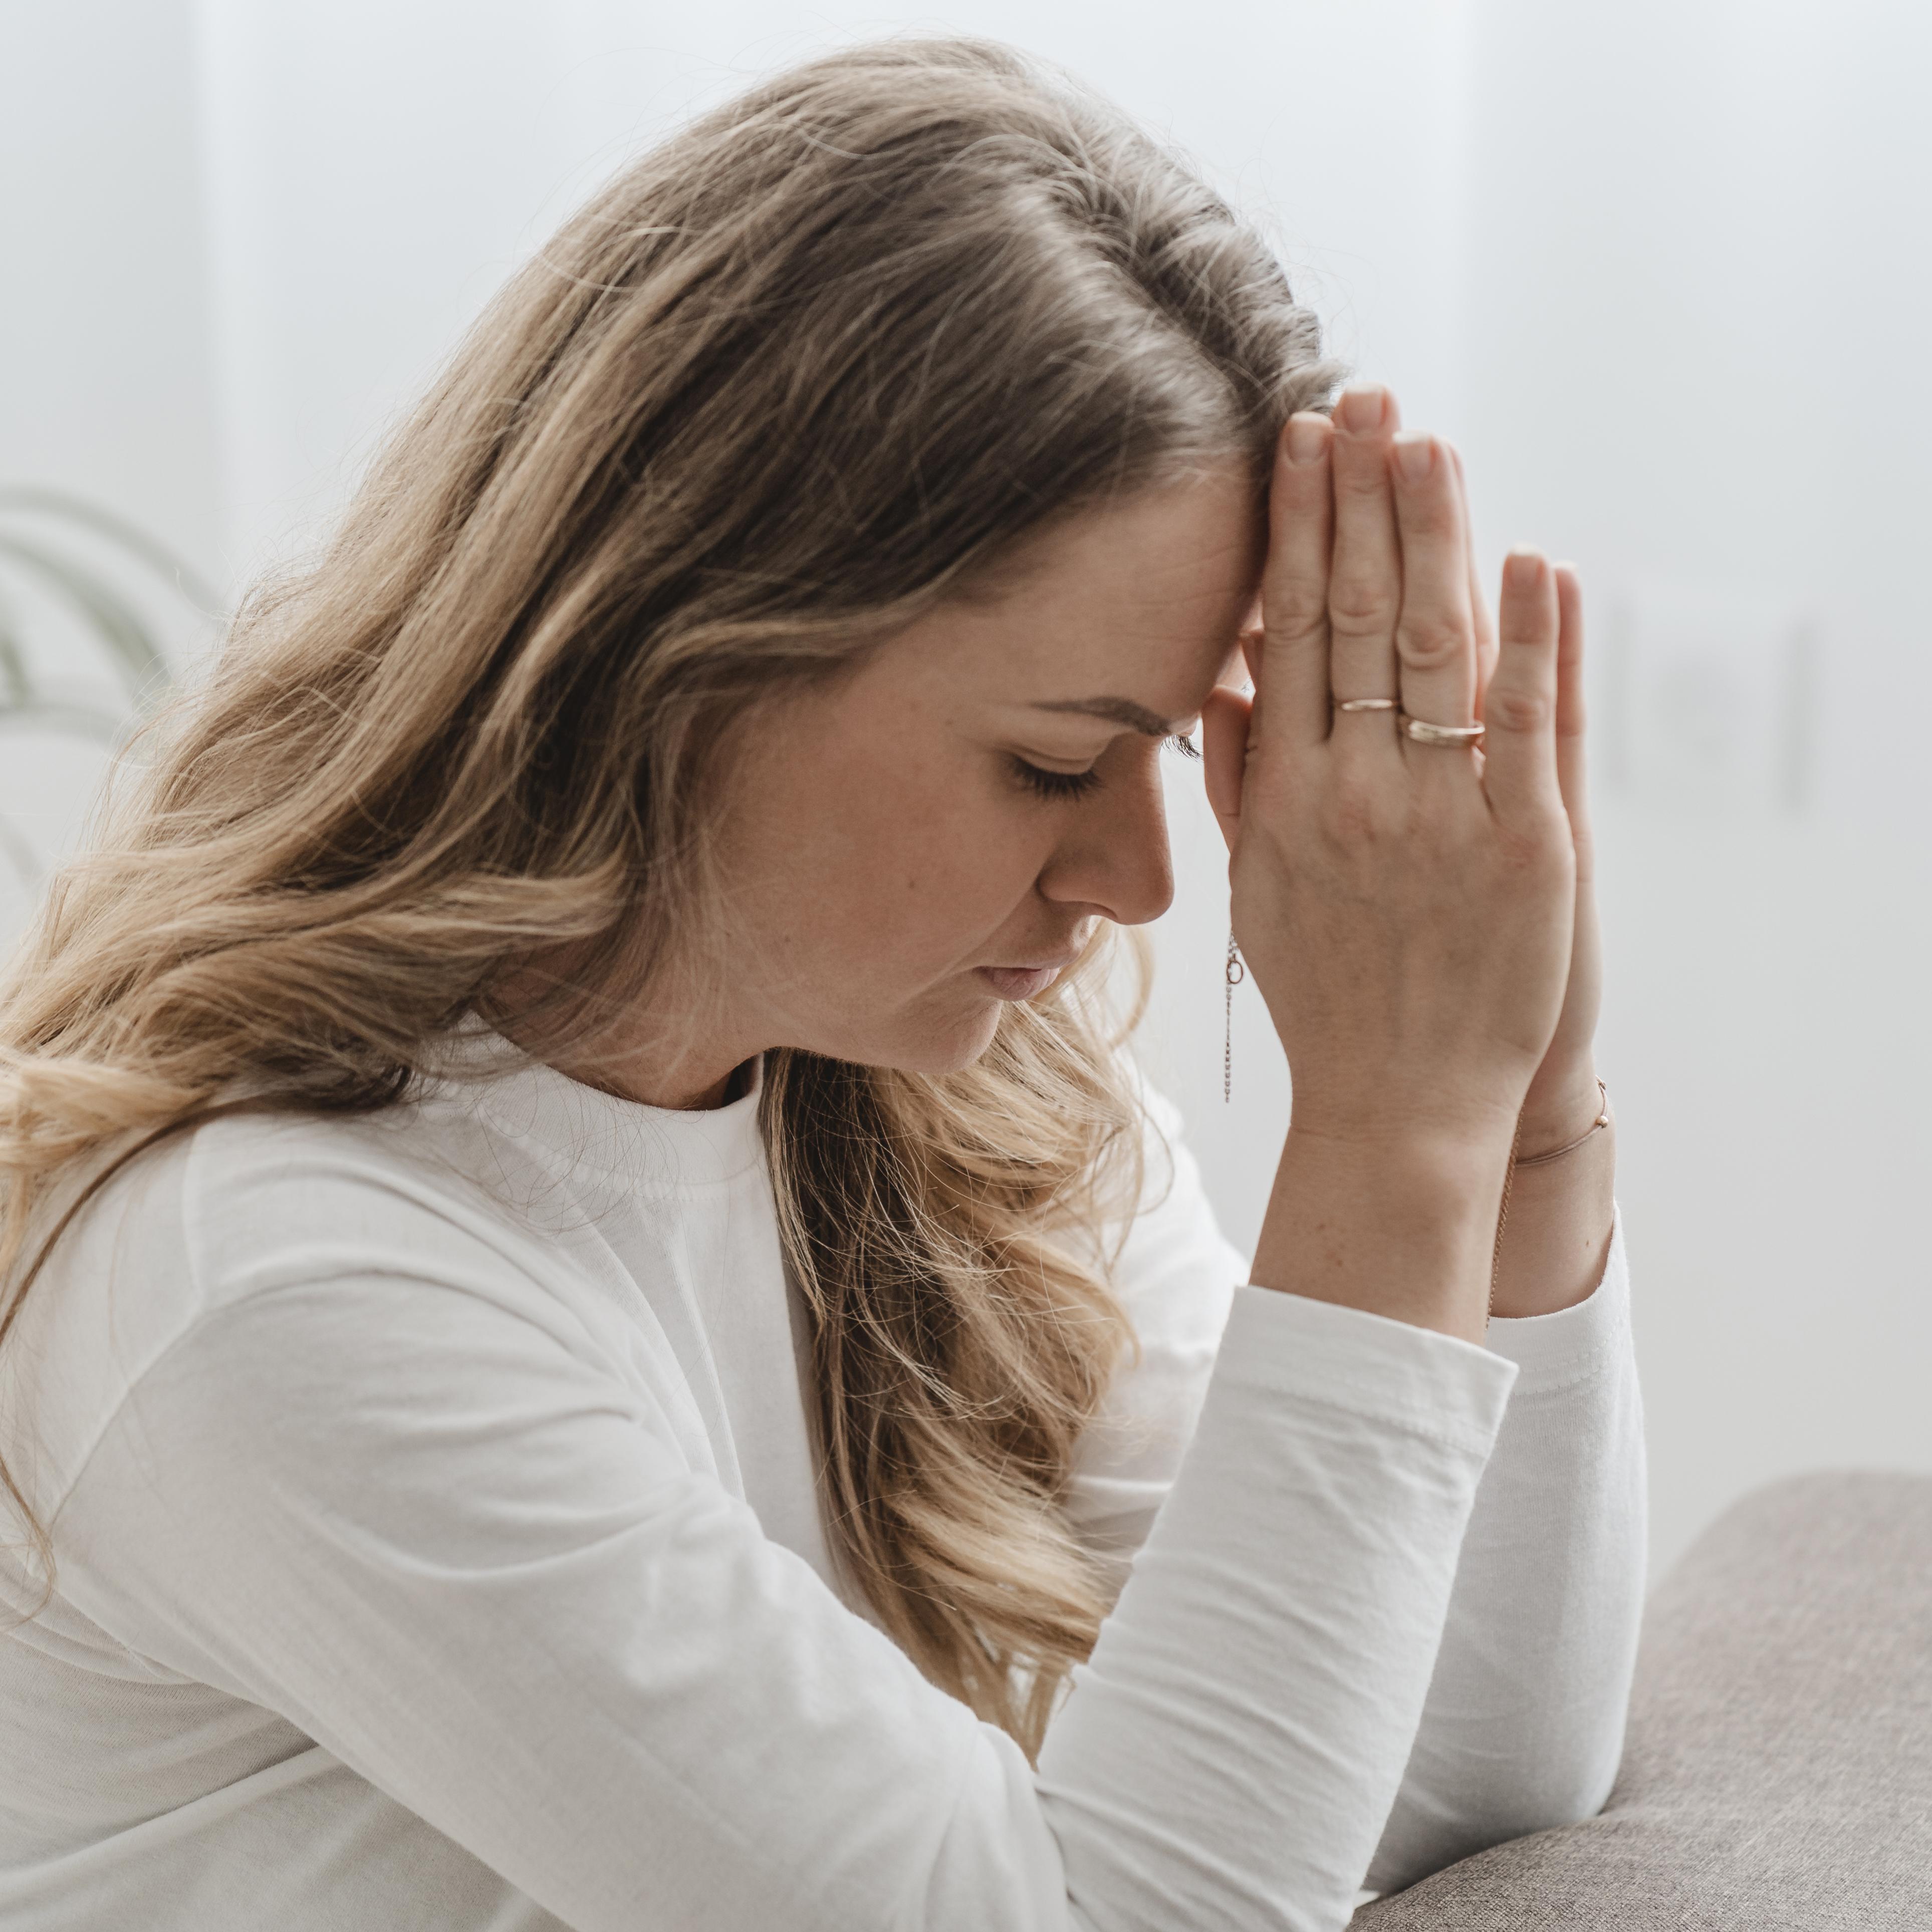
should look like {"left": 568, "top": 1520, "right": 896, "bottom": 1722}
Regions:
{"left": 5, "top": 0, "right": 1928, "bottom": 1578}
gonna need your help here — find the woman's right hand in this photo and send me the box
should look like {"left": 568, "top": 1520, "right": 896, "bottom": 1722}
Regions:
{"left": 1200, "top": 384, "right": 1577, "bottom": 1341}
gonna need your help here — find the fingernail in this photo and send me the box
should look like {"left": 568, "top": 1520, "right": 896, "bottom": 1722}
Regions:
{"left": 1336, "top": 384, "right": 1386, "bottom": 433}
{"left": 1504, "top": 544, "right": 1545, "bottom": 591}
{"left": 1392, "top": 430, "right": 1433, "bottom": 484}
{"left": 1284, "top": 413, "right": 1328, "bottom": 464}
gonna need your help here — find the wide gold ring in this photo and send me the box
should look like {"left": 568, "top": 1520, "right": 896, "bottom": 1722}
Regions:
{"left": 1399, "top": 713, "right": 1485, "bottom": 748}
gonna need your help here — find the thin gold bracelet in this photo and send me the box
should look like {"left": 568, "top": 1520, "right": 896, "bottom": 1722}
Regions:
{"left": 1488, "top": 1080, "right": 1611, "bottom": 1325}
{"left": 1514, "top": 1080, "right": 1613, "bottom": 1167}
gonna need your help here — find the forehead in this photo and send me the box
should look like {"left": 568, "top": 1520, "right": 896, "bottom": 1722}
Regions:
{"left": 891, "top": 464, "right": 1263, "bottom": 708}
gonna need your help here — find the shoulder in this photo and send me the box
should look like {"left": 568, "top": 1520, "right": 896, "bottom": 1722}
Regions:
{"left": 171, "top": 1101, "right": 551, "bottom": 1308}
{"left": 9, "top": 1100, "right": 569, "bottom": 1513}
{"left": 70, "top": 1099, "right": 539, "bottom": 1313}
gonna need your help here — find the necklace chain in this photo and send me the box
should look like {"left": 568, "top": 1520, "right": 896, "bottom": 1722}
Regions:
{"left": 1224, "top": 930, "right": 1245, "bottom": 1103}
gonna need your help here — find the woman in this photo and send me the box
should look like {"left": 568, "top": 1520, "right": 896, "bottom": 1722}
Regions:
{"left": 0, "top": 37, "right": 1641, "bottom": 1932}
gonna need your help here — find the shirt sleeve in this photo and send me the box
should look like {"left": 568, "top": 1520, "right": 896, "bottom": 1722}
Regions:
{"left": 1364, "top": 1221, "right": 1647, "bottom": 1894}
{"left": 1069, "top": 1082, "right": 1647, "bottom": 1902}
{"left": 46, "top": 1134, "right": 1516, "bottom": 1932}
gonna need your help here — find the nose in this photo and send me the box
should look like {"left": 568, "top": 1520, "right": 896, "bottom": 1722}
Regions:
{"left": 1036, "top": 754, "right": 1174, "bottom": 928}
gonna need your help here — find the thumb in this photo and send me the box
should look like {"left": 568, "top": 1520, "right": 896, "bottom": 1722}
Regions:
{"left": 1201, "top": 684, "right": 1252, "bottom": 854}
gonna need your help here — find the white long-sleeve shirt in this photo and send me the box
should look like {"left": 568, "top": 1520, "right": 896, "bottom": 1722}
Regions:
{"left": 0, "top": 1041, "right": 1645, "bottom": 1930}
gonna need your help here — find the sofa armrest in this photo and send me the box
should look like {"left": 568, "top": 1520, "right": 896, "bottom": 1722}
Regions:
{"left": 1354, "top": 1471, "right": 1932, "bottom": 1929}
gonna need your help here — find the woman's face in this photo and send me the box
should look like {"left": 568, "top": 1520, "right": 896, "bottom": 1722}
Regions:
{"left": 690, "top": 462, "right": 1262, "bottom": 1094}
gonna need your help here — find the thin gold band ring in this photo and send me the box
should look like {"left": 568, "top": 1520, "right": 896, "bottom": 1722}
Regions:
{"left": 1335, "top": 696, "right": 1485, "bottom": 748}
{"left": 1400, "top": 714, "right": 1486, "bottom": 748}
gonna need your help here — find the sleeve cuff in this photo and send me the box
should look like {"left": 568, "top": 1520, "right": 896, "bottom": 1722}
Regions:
{"left": 1221, "top": 1281, "right": 1518, "bottom": 1461}
{"left": 1481, "top": 1203, "right": 1632, "bottom": 1394}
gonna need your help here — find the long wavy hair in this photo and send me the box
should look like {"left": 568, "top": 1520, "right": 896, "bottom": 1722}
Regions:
{"left": 0, "top": 37, "right": 1334, "bottom": 1756}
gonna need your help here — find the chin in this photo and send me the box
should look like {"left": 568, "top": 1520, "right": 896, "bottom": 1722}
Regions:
{"left": 813, "top": 992, "right": 1004, "bottom": 1079}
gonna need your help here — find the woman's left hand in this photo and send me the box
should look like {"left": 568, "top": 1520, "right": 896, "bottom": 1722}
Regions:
{"left": 1450, "top": 451, "right": 1616, "bottom": 1317}
{"left": 1516, "top": 583, "right": 1603, "bottom": 1148}
{"left": 1452, "top": 454, "right": 1603, "bottom": 1152}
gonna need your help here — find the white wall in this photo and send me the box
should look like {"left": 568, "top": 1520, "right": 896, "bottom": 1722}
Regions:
{"left": 193, "top": 0, "right": 1475, "bottom": 571}
{"left": 0, "top": 0, "right": 222, "bottom": 931}
{"left": 0, "top": 0, "right": 220, "bottom": 577}
{"left": 6, "top": 0, "right": 1929, "bottom": 1577}
{"left": 1455, "top": 0, "right": 1932, "bottom": 1572}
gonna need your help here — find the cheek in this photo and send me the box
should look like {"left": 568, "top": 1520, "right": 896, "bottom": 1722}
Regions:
{"left": 726, "top": 725, "right": 1046, "bottom": 977}
{"left": 829, "top": 755, "right": 1043, "bottom": 957}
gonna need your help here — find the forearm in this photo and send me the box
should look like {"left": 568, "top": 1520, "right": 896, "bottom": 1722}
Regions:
{"left": 1365, "top": 1224, "right": 1646, "bottom": 1892}
{"left": 1043, "top": 1283, "right": 1518, "bottom": 1927}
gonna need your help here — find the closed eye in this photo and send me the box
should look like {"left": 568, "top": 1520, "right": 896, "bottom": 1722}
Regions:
{"left": 1012, "top": 731, "right": 1200, "bottom": 801}
{"left": 1011, "top": 757, "right": 1104, "bottom": 801}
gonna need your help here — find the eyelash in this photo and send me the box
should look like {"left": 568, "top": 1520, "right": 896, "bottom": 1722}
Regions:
{"left": 1011, "top": 733, "right": 1199, "bottom": 801}
{"left": 1012, "top": 761, "right": 1104, "bottom": 801}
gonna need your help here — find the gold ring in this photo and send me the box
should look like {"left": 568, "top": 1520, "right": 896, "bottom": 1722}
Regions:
{"left": 1334, "top": 696, "right": 1397, "bottom": 712}
{"left": 1399, "top": 713, "right": 1485, "bottom": 748}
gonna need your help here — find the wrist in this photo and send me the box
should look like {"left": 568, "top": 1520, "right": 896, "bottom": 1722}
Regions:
{"left": 1517, "top": 1063, "right": 1605, "bottom": 1157}
{"left": 1252, "top": 1126, "right": 1508, "bottom": 1343}
{"left": 1285, "top": 1117, "right": 1513, "bottom": 1187}
{"left": 1285, "top": 1088, "right": 1522, "bottom": 1170}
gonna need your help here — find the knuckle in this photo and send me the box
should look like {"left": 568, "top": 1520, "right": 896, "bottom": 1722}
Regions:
{"left": 1494, "top": 821, "right": 1567, "bottom": 883}
{"left": 1395, "top": 615, "right": 1468, "bottom": 669}
{"left": 1321, "top": 773, "right": 1383, "bottom": 846}
{"left": 1487, "top": 685, "right": 1552, "bottom": 734}
{"left": 1526, "top": 814, "right": 1570, "bottom": 859}
{"left": 1327, "top": 578, "right": 1395, "bottom": 632}
{"left": 1335, "top": 462, "right": 1390, "bottom": 500}
{"left": 1398, "top": 494, "right": 1458, "bottom": 536}
{"left": 1267, "top": 585, "right": 1328, "bottom": 635}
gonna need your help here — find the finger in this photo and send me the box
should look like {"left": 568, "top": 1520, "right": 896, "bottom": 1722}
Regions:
{"left": 1326, "top": 385, "right": 1404, "bottom": 748}
{"left": 1388, "top": 431, "right": 1478, "bottom": 739}
{"left": 1257, "top": 413, "right": 1335, "bottom": 747}
{"left": 1238, "top": 627, "right": 1263, "bottom": 689}
{"left": 1481, "top": 546, "right": 1562, "bottom": 829}
{"left": 1448, "top": 443, "right": 1499, "bottom": 707}
{"left": 1201, "top": 684, "right": 1252, "bottom": 852}
{"left": 1552, "top": 562, "right": 1593, "bottom": 881}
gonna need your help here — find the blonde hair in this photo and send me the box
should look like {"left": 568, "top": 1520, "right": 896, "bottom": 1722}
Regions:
{"left": 0, "top": 37, "right": 1334, "bottom": 1755}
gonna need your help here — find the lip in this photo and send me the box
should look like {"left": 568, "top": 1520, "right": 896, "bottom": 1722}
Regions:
{"left": 975, "top": 958, "right": 1077, "bottom": 1002}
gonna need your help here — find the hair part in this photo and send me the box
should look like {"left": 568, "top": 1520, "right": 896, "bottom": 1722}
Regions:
{"left": 0, "top": 36, "right": 1336, "bottom": 1755}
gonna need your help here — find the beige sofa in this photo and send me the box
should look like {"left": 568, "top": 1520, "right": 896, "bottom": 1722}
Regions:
{"left": 1354, "top": 1473, "right": 1932, "bottom": 1929}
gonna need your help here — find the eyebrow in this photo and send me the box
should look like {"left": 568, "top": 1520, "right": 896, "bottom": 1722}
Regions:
{"left": 1030, "top": 697, "right": 1180, "bottom": 737}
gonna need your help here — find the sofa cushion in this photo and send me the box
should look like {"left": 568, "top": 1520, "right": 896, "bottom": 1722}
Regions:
{"left": 1354, "top": 1472, "right": 1932, "bottom": 1929}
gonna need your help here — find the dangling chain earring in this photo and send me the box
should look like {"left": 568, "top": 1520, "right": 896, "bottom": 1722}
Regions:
{"left": 1224, "top": 929, "right": 1245, "bottom": 1103}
